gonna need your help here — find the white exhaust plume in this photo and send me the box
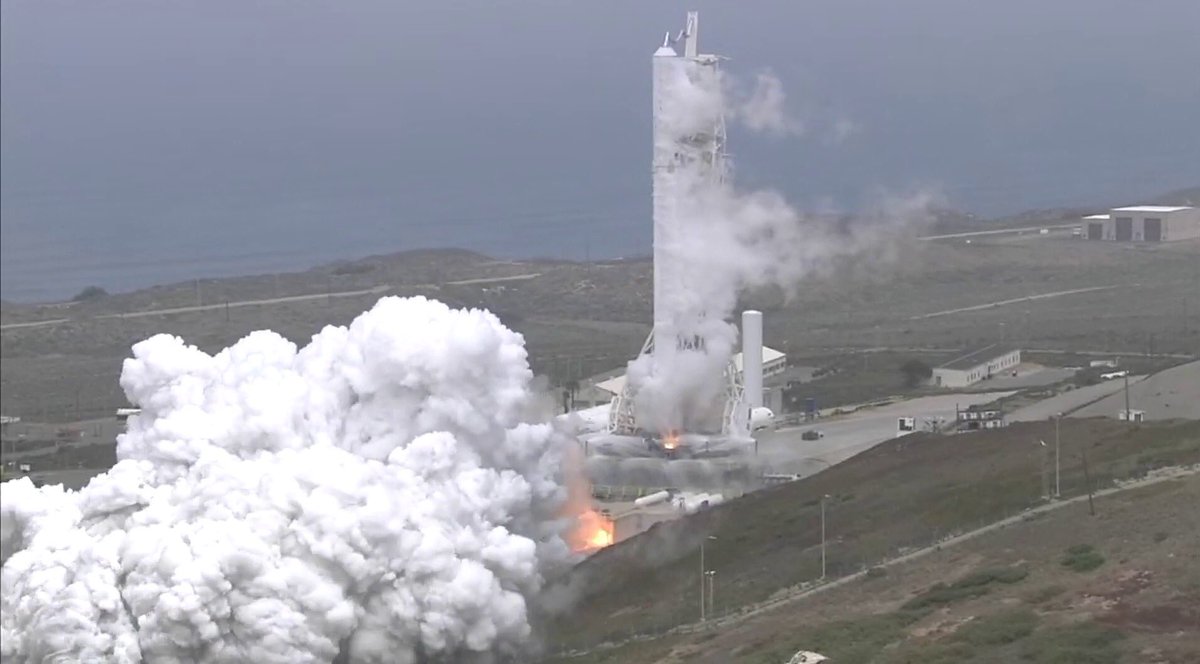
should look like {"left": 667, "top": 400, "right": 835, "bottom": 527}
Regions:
{"left": 1, "top": 296, "right": 573, "bottom": 663}
{"left": 735, "top": 72, "right": 802, "bottom": 137}
{"left": 634, "top": 31, "right": 935, "bottom": 435}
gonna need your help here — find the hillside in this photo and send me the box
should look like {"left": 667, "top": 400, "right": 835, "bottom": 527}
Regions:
{"left": 549, "top": 469, "right": 1200, "bottom": 664}
{"left": 539, "top": 419, "right": 1200, "bottom": 658}
{"left": 1149, "top": 185, "right": 1200, "bottom": 207}
{"left": 4, "top": 228, "right": 1199, "bottom": 423}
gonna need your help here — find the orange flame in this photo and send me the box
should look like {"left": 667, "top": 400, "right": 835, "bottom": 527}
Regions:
{"left": 561, "top": 440, "right": 615, "bottom": 553}
{"left": 663, "top": 429, "right": 681, "bottom": 450}
{"left": 570, "top": 508, "right": 615, "bottom": 553}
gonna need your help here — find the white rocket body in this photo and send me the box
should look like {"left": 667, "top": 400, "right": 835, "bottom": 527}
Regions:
{"left": 651, "top": 12, "right": 724, "bottom": 370}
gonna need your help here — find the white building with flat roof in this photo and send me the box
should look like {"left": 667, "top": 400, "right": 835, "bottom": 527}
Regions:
{"left": 932, "top": 345, "right": 1021, "bottom": 388}
{"left": 1084, "top": 206, "right": 1200, "bottom": 242}
{"left": 1081, "top": 214, "right": 1110, "bottom": 240}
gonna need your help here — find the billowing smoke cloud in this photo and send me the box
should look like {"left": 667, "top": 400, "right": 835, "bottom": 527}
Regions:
{"left": 734, "top": 72, "right": 803, "bottom": 137}
{"left": 633, "top": 56, "right": 935, "bottom": 434}
{"left": 1, "top": 296, "right": 575, "bottom": 663}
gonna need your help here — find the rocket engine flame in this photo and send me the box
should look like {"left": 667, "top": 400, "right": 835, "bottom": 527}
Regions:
{"left": 569, "top": 509, "right": 615, "bottom": 553}
{"left": 559, "top": 434, "right": 614, "bottom": 554}
{"left": 662, "top": 429, "right": 681, "bottom": 450}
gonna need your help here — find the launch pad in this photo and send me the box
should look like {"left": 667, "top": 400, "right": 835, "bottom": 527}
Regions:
{"left": 581, "top": 430, "right": 756, "bottom": 460}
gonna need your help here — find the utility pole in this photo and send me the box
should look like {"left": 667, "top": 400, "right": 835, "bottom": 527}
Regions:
{"left": 706, "top": 570, "right": 716, "bottom": 618}
{"left": 1038, "top": 439, "right": 1049, "bottom": 501}
{"left": 1081, "top": 450, "right": 1096, "bottom": 516}
{"left": 699, "top": 535, "right": 716, "bottom": 621}
{"left": 1054, "top": 413, "right": 1062, "bottom": 498}
{"left": 820, "top": 494, "right": 830, "bottom": 579}
{"left": 1123, "top": 372, "right": 1131, "bottom": 419}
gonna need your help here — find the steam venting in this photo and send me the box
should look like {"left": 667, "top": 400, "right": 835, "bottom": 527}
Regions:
{"left": 0, "top": 296, "right": 572, "bottom": 663}
{"left": 632, "top": 52, "right": 934, "bottom": 435}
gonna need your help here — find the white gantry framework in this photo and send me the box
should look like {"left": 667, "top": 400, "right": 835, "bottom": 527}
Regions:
{"left": 608, "top": 333, "right": 747, "bottom": 438}
{"left": 609, "top": 11, "right": 748, "bottom": 441}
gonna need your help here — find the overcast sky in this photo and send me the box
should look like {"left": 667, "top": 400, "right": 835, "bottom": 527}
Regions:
{"left": 3, "top": 0, "right": 1199, "bottom": 301}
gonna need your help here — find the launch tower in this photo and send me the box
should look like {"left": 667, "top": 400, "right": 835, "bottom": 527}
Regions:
{"left": 651, "top": 11, "right": 728, "bottom": 360}
{"left": 606, "top": 12, "right": 753, "bottom": 453}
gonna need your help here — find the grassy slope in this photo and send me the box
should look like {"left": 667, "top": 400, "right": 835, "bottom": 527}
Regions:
{"left": 549, "top": 473, "right": 1200, "bottom": 664}
{"left": 540, "top": 419, "right": 1200, "bottom": 654}
{"left": 5, "top": 237, "right": 1199, "bottom": 422}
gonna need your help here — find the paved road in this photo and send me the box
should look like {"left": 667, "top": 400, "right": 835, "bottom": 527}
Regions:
{"left": 973, "top": 366, "right": 1075, "bottom": 391}
{"left": 582, "top": 392, "right": 1016, "bottom": 488}
{"left": 0, "top": 274, "right": 542, "bottom": 331}
{"left": 0, "top": 318, "right": 71, "bottom": 331}
{"left": 1025, "top": 348, "right": 1194, "bottom": 360}
{"left": 910, "top": 285, "right": 1122, "bottom": 320}
{"left": 918, "top": 223, "right": 1076, "bottom": 241}
{"left": 0, "top": 285, "right": 393, "bottom": 330}
{"left": 1008, "top": 376, "right": 1146, "bottom": 422}
{"left": 1074, "top": 361, "right": 1200, "bottom": 421}
{"left": 96, "top": 284, "right": 394, "bottom": 320}
{"left": 817, "top": 346, "right": 1193, "bottom": 361}
{"left": 443, "top": 273, "right": 541, "bottom": 286}
{"left": 760, "top": 391, "right": 1016, "bottom": 475}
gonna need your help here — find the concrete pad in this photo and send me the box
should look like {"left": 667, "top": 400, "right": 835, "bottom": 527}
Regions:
{"left": 1073, "top": 361, "right": 1200, "bottom": 420}
{"left": 1009, "top": 376, "right": 1147, "bottom": 422}
{"left": 760, "top": 391, "right": 1016, "bottom": 475}
{"left": 977, "top": 366, "right": 1076, "bottom": 390}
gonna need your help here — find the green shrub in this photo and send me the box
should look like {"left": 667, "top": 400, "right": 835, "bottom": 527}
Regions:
{"left": 1021, "top": 622, "right": 1124, "bottom": 664}
{"left": 779, "top": 613, "right": 913, "bottom": 664}
{"left": 952, "top": 609, "right": 1038, "bottom": 646}
{"left": 1061, "top": 545, "right": 1106, "bottom": 572}
{"left": 951, "top": 566, "right": 1029, "bottom": 589}
{"left": 1153, "top": 531, "right": 1169, "bottom": 543}
{"left": 902, "top": 565, "right": 1028, "bottom": 611}
{"left": 882, "top": 641, "right": 976, "bottom": 664}
{"left": 903, "top": 583, "right": 990, "bottom": 611}
{"left": 1025, "top": 585, "right": 1066, "bottom": 605}
{"left": 72, "top": 285, "right": 109, "bottom": 301}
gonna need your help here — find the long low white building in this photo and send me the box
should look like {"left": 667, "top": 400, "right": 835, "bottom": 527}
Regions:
{"left": 1082, "top": 205, "right": 1200, "bottom": 242}
{"left": 932, "top": 345, "right": 1021, "bottom": 388}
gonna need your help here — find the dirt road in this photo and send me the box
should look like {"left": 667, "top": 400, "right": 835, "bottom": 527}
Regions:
{"left": 910, "top": 285, "right": 1123, "bottom": 320}
{"left": 0, "top": 274, "right": 548, "bottom": 331}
